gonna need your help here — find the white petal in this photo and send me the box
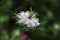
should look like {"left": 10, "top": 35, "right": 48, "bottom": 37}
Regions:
{"left": 25, "top": 11, "right": 30, "bottom": 17}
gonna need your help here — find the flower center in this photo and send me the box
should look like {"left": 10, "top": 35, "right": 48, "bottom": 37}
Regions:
{"left": 28, "top": 16, "right": 32, "bottom": 19}
{"left": 28, "top": 12, "right": 34, "bottom": 19}
{"left": 27, "top": 11, "right": 36, "bottom": 20}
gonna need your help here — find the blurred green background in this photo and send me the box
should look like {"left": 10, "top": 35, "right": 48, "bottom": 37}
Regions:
{"left": 0, "top": 0, "right": 60, "bottom": 40}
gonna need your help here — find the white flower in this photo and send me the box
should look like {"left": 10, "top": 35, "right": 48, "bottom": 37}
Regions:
{"left": 17, "top": 11, "right": 40, "bottom": 27}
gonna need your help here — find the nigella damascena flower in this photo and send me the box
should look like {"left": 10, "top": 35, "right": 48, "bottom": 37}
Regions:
{"left": 17, "top": 11, "right": 40, "bottom": 27}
